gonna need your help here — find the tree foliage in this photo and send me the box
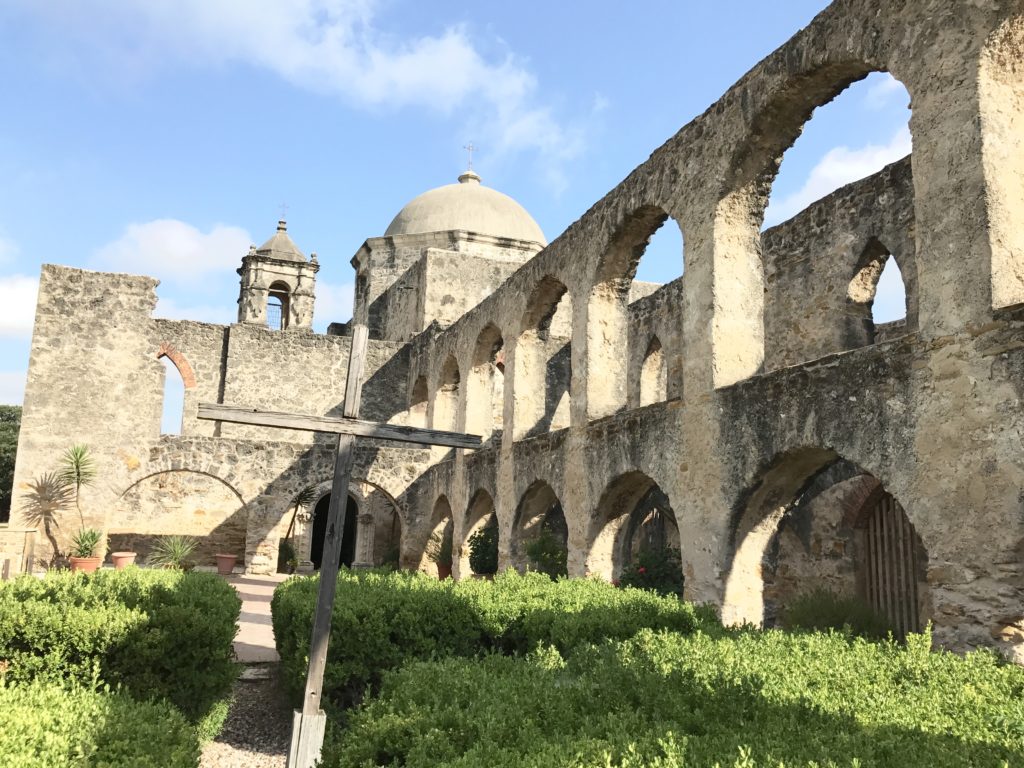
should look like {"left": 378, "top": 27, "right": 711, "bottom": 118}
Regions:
{"left": 0, "top": 405, "right": 20, "bottom": 522}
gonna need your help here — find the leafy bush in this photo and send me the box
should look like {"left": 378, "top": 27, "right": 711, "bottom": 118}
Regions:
{"left": 0, "top": 568, "right": 240, "bottom": 726}
{"left": 467, "top": 524, "right": 498, "bottom": 575}
{"left": 327, "top": 629, "right": 1024, "bottom": 768}
{"left": 618, "top": 547, "right": 683, "bottom": 597}
{"left": 524, "top": 528, "right": 567, "bottom": 579}
{"left": 271, "top": 569, "right": 712, "bottom": 710}
{"left": 782, "top": 587, "right": 894, "bottom": 640}
{"left": 0, "top": 679, "right": 200, "bottom": 767}
{"left": 147, "top": 534, "right": 198, "bottom": 570}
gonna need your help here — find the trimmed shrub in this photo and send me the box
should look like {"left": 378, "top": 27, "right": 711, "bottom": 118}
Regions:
{"left": 0, "top": 568, "right": 240, "bottom": 725}
{"left": 271, "top": 569, "right": 713, "bottom": 709}
{"left": 467, "top": 524, "right": 498, "bottom": 575}
{"left": 327, "top": 629, "right": 1024, "bottom": 768}
{"left": 0, "top": 679, "right": 200, "bottom": 767}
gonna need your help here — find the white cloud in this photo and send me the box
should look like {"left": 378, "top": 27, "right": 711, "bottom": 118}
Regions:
{"left": 313, "top": 281, "right": 355, "bottom": 331}
{"left": 864, "top": 73, "right": 907, "bottom": 110}
{"left": 14, "top": 1, "right": 584, "bottom": 178}
{"left": 94, "top": 219, "right": 251, "bottom": 283}
{"left": 0, "top": 371, "right": 26, "bottom": 405}
{"left": 764, "top": 124, "right": 912, "bottom": 227}
{"left": 0, "top": 275, "right": 39, "bottom": 339}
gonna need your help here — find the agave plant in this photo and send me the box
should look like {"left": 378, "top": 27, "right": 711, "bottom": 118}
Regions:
{"left": 148, "top": 535, "right": 198, "bottom": 570}
{"left": 70, "top": 527, "right": 104, "bottom": 559}
{"left": 57, "top": 444, "right": 96, "bottom": 529}
{"left": 22, "top": 472, "right": 74, "bottom": 565}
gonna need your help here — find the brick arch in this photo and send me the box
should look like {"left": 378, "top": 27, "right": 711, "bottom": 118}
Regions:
{"left": 157, "top": 342, "right": 197, "bottom": 389}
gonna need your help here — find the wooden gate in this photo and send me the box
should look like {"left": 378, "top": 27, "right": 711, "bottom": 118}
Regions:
{"left": 865, "top": 493, "right": 920, "bottom": 638}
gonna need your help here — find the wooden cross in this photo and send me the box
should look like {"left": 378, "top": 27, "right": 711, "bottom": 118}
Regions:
{"left": 197, "top": 324, "right": 480, "bottom": 768}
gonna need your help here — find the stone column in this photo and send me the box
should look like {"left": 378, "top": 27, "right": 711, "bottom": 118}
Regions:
{"left": 351, "top": 512, "right": 376, "bottom": 569}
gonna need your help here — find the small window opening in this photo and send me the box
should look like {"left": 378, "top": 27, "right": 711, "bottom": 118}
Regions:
{"left": 267, "top": 282, "right": 291, "bottom": 330}
{"left": 160, "top": 356, "right": 185, "bottom": 435}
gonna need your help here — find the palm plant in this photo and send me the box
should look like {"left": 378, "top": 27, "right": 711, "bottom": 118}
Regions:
{"left": 58, "top": 444, "right": 96, "bottom": 529}
{"left": 70, "top": 527, "right": 104, "bottom": 559}
{"left": 282, "top": 484, "right": 320, "bottom": 542}
{"left": 22, "top": 472, "right": 74, "bottom": 566}
{"left": 148, "top": 535, "right": 198, "bottom": 570}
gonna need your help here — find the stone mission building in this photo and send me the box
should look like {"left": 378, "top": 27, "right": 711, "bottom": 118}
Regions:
{"left": 7, "top": 0, "right": 1024, "bottom": 663}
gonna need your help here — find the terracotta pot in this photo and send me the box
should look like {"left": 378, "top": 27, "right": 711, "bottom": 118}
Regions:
{"left": 110, "top": 551, "right": 137, "bottom": 570}
{"left": 437, "top": 563, "right": 453, "bottom": 580}
{"left": 70, "top": 556, "right": 102, "bottom": 573}
{"left": 215, "top": 553, "right": 238, "bottom": 576}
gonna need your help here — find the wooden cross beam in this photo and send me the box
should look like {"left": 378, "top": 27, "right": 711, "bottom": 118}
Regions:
{"left": 197, "top": 324, "right": 480, "bottom": 768}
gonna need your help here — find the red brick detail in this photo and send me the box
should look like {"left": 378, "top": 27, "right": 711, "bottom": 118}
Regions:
{"left": 157, "top": 343, "right": 197, "bottom": 389}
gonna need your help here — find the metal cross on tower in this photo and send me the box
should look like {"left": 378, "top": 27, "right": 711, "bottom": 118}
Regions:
{"left": 463, "top": 142, "right": 476, "bottom": 171}
{"left": 197, "top": 324, "right": 481, "bottom": 768}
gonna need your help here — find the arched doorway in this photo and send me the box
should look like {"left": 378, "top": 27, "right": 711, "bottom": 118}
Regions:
{"left": 309, "top": 494, "right": 359, "bottom": 570}
{"left": 511, "top": 481, "right": 568, "bottom": 578}
{"left": 723, "top": 449, "right": 929, "bottom": 639}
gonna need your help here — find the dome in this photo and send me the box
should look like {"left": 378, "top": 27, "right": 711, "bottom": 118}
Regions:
{"left": 384, "top": 171, "right": 547, "bottom": 245}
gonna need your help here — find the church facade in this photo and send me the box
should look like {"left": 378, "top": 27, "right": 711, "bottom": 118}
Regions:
{"left": 8, "top": 0, "right": 1024, "bottom": 663}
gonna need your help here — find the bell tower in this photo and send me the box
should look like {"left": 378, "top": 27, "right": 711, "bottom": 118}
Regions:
{"left": 237, "top": 220, "right": 319, "bottom": 330}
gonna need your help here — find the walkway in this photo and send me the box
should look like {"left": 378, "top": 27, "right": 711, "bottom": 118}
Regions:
{"left": 227, "top": 573, "right": 290, "bottom": 663}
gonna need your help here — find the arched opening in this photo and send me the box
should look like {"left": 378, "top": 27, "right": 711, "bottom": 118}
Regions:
{"left": 588, "top": 208, "right": 683, "bottom": 419}
{"left": 159, "top": 356, "right": 185, "bottom": 435}
{"left": 848, "top": 239, "right": 910, "bottom": 346}
{"left": 514, "top": 277, "right": 572, "bottom": 439}
{"left": 468, "top": 325, "right": 505, "bottom": 441}
{"left": 432, "top": 356, "right": 460, "bottom": 432}
{"left": 586, "top": 471, "right": 680, "bottom": 586}
{"left": 420, "top": 495, "right": 454, "bottom": 578}
{"left": 510, "top": 480, "right": 567, "bottom": 578}
{"left": 461, "top": 489, "right": 498, "bottom": 577}
{"left": 267, "top": 281, "right": 291, "bottom": 331}
{"left": 309, "top": 493, "right": 359, "bottom": 570}
{"left": 717, "top": 66, "right": 914, "bottom": 386}
{"left": 409, "top": 375, "right": 428, "bottom": 429}
{"left": 723, "top": 448, "right": 929, "bottom": 640}
{"left": 638, "top": 336, "right": 666, "bottom": 406}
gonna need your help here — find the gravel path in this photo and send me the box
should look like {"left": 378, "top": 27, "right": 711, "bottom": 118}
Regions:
{"left": 201, "top": 664, "right": 291, "bottom": 768}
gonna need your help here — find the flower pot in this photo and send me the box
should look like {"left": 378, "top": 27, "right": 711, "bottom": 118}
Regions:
{"left": 70, "top": 556, "right": 102, "bottom": 573}
{"left": 110, "top": 551, "right": 137, "bottom": 570}
{"left": 215, "top": 553, "right": 238, "bottom": 576}
{"left": 437, "top": 563, "right": 453, "bottom": 580}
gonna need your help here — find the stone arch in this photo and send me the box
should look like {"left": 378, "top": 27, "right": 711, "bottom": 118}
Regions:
{"left": 638, "top": 336, "right": 666, "bottom": 406}
{"left": 156, "top": 343, "right": 197, "bottom": 389}
{"left": 510, "top": 480, "right": 567, "bottom": 576}
{"left": 722, "top": 447, "right": 929, "bottom": 637}
{"left": 586, "top": 470, "right": 680, "bottom": 583}
{"left": 468, "top": 324, "right": 505, "bottom": 440}
{"left": 267, "top": 280, "right": 291, "bottom": 330}
{"left": 432, "top": 356, "right": 460, "bottom": 432}
{"left": 514, "top": 277, "right": 572, "bottom": 439}
{"left": 419, "top": 494, "right": 454, "bottom": 577}
{"left": 847, "top": 237, "right": 916, "bottom": 345}
{"left": 588, "top": 207, "right": 682, "bottom": 419}
{"left": 110, "top": 469, "right": 246, "bottom": 567}
{"left": 714, "top": 59, "right": 916, "bottom": 385}
{"left": 460, "top": 489, "right": 497, "bottom": 577}
{"left": 408, "top": 375, "right": 428, "bottom": 429}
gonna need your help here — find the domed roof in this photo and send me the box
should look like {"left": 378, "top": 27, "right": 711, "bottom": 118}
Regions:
{"left": 384, "top": 171, "right": 547, "bottom": 245}
{"left": 255, "top": 220, "right": 306, "bottom": 262}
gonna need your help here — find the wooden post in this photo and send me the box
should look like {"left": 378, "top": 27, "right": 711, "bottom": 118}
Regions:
{"left": 196, "top": 324, "right": 481, "bottom": 768}
{"left": 288, "top": 326, "right": 367, "bottom": 768}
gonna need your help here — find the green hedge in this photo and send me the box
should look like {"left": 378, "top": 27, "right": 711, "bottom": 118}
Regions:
{"left": 0, "top": 568, "right": 240, "bottom": 725}
{"left": 0, "top": 679, "right": 200, "bottom": 767}
{"left": 271, "top": 569, "right": 712, "bottom": 708}
{"left": 328, "top": 629, "right": 1024, "bottom": 768}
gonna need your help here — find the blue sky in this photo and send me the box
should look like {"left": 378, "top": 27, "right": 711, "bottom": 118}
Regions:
{"left": 0, "top": 1, "right": 912, "bottom": 406}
